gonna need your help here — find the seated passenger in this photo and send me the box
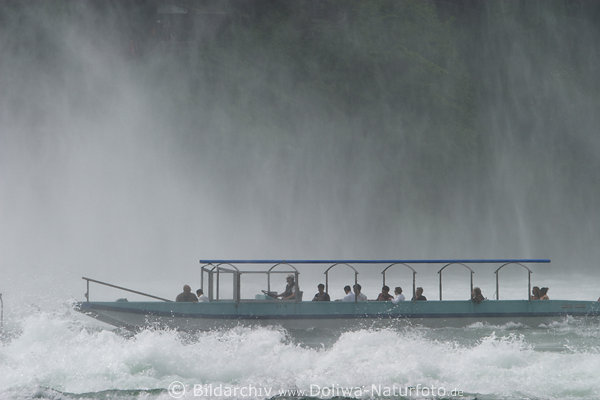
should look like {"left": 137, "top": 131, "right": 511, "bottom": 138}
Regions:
{"left": 312, "top": 283, "right": 331, "bottom": 301}
{"left": 376, "top": 285, "right": 394, "bottom": 301}
{"left": 354, "top": 284, "right": 367, "bottom": 301}
{"left": 392, "top": 287, "right": 405, "bottom": 304}
{"left": 531, "top": 286, "right": 541, "bottom": 300}
{"left": 539, "top": 287, "right": 549, "bottom": 300}
{"left": 411, "top": 287, "right": 427, "bottom": 301}
{"left": 276, "top": 275, "right": 297, "bottom": 300}
{"left": 196, "top": 288, "right": 209, "bottom": 302}
{"left": 340, "top": 285, "right": 352, "bottom": 301}
{"left": 471, "top": 287, "right": 485, "bottom": 303}
{"left": 176, "top": 284, "right": 198, "bottom": 302}
{"left": 343, "top": 284, "right": 367, "bottom": 302}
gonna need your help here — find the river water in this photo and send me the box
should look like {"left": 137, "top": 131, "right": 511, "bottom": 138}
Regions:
{"left": 1, "top": 273, "right": 600, "bottom": 400}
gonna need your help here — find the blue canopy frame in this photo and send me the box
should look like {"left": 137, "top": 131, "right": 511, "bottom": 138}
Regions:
{"left": 199, "top": 259, "right": 550, "bottom": 265}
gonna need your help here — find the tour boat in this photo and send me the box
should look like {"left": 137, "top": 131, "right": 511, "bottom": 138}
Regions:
{"left": 75, "top": 259, "right": 600, "bottom": 331}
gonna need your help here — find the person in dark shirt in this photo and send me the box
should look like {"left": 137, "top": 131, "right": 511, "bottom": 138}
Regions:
{"left": 471, "top": 287, "right": 485, "bottom": 303}
{"left": 312, "top": 283, "right": 331, "bottom": 301}
{"left": 376, "top": 285, "right": 394, "bottom": 301}
{"left": 176, "top": 284, "right": 198, "bottom": 302}
{"left": 411, "top": 287, "right": 427, "bottom": 301}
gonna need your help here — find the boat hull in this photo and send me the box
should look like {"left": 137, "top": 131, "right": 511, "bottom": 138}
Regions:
{"left": 76, "top": 300, "right": 600, "bottom": 331}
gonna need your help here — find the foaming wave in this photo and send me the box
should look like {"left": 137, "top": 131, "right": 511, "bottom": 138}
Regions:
{"left": 466, "top": 321, "right": 526, "bottom": 330}
{"left": 2, "top": 310, "right": 600, "bottom": 399}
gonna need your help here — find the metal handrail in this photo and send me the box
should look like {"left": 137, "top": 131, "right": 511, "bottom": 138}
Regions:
{"left": 381, "top": 263, "right": 417, "bottom": 300}
{"left": 199, "top": 263, "right": 299, "bottom": 303}
{"left": 437, "top": 263, "right": 474, "bottom": 301}
{"left": 494, "top": 262, "right": 532, "bottom": 300}
{"left": 82, "top": 277, "right": 172, "bottom": 302}
{"left": 216, "top": 263, "right": 239, "bottom": 301}
{"left": 267, "top": 263, "right": 299, "bottom": 299}
{"left": 199, "top": 259, "right": 551, "bottom": 264}
{"left": 195, "top": 259, "right": 549, "bottom": 303}
{"left": 323, "top": 263, "right": 359, "bottom": 302}
{"left": 200, "top": 263, "right": 241, "bottom": 301}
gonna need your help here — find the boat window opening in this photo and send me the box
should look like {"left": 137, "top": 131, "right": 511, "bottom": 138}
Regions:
{"left": 437, "top": 263, "right": 474, "bottom": 301}
{"left": 494, "top": 263, "right": 532, "bottom": 300}
{"left": 381, "top": 263, "right": 417, "bottom": 301}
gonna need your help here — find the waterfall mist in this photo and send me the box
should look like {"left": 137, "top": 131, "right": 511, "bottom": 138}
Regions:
{"left": 1, "top": 1, "right": 599, "bottom": 299}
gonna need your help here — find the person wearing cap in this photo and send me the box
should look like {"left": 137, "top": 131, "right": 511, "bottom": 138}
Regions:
{"left": 176, "top": 284, "right": 198, "bottom": 302}
{"left": 276, "top": 275, "right": 297, "bottom": 300}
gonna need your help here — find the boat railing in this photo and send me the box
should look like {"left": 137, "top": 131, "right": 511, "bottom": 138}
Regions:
{"left": 200, "top": 263, "right": 242, "bottom": 302}
{"left": 438, "top": 263, "right": 474, "bottom": 301}
{"left": 198, "top": 259, "right": 550, "bottom": 303}
{"left": 200, "top": 263, "right": 301, "bottom": 303}
{"left": 382, "top": 263, "right": 417, "bottom": 300}
{"left": 267, "top": 263, "right": 299, "bottom": 297}
{"left": 494, "top": 262, "right": 533, "bottom": 300}
{"left": 80, "top": 260, "right": 550, "bottom": 304}
{"left": 323, "top": 263, "right": 359, "bottom": 302}
{"left": 81, "top": 277, "right": 172, "bottom": 302}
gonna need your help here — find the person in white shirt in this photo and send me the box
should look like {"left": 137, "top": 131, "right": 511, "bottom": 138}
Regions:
{"left": 392, "top": 287, "right": 405, "bottom": 304}
{"left": 196, "top": 288, "right": 209, "bottom": 302}
{"left": 343, "top": 284, "right": 367, "bottom": 302}
{"left": 341, "top": 285, "right": 353, "bottom": 301}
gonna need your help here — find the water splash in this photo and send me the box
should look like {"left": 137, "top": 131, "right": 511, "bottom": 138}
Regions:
{"left": 2, "top": 306, "right": 600, "bottom": 400}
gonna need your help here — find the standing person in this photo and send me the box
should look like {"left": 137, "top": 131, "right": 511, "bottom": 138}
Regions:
{"left": 277, "top": 275, "right": 297, "bottom": 300}
{"left": 539, "top": 287, "right": 550, "bottom": 300}
{"left": 411, "top": 287, "right": 427, "bottom": 301}
{"left": 531, "top": 286, "right": 541, "bottom": 300}
{"left": 196, "top": 289, "right": 209, "bottom": 302}
{"left": 176, "top": 285, "right": 198, "bottom": 302}
{"left": 376, "top": 285, "right": 394, "bottom": 301}
{"left": 312, "top": 283, "right": 331, "bottom": 301}
{"left": 392, "top": 287, "right": 405, "bottom": 304}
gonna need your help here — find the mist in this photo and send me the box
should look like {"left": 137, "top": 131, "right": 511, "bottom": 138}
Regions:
{"left": 1, "top": 1, "right": 599, "bottom": 301}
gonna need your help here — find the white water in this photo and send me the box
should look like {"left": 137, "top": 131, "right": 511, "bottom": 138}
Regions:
{"left": 1, "top": 266, "right": 600, "bottom": 399}
{"left": 2, "top": 300, "right": 600, "bottom": 400}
